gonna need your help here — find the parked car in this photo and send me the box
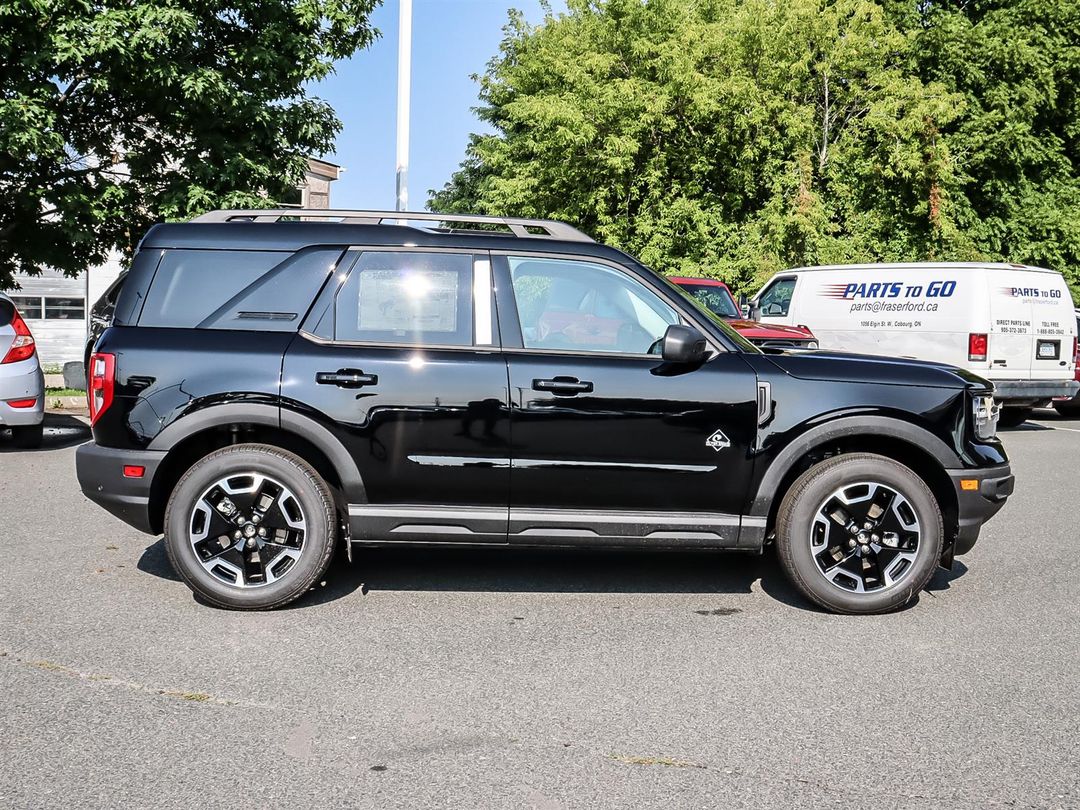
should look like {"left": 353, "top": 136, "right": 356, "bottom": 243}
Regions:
{"left": 1053, "top": 310, "right": 1080, "bottom": 417}
{"left": 669, "top": 276, "right": 818, "bottom": 349}
{"left": 749, "top": 263, "right": 1079, "bottom": 427}
{"left": 77, "top": 210, "right": 1014, "bottom": 614}
{"left": 0, "top": 293, "right": 44, "bottom": 448}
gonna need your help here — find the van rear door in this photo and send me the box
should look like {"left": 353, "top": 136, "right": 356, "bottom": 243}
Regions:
{"left": 986, "top": 269, "right": 1075, "bottom": 383}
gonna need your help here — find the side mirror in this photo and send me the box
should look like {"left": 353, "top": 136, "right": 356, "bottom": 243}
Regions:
{"left": 661, "top": 324, "right": 708, "bottom": 364}
{"left": 740, "top": 304, "right": 750, "bottom": 318}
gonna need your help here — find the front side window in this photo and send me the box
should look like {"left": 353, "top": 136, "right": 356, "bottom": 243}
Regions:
{"left": 334, "top": 251, "right": 474, "bottom": 346}
{"left": 759, "top": 277, "right": 797, "bottom": 317}
{"left": 508, "top": 256, "right": 679, "bottom": 354}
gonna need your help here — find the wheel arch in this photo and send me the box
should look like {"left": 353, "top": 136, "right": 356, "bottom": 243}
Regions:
{"left": 751, "top": 417, "right": 961, "bottom": 550}
{"left": 146, "top": 403, "right": 366, "bottom": 535}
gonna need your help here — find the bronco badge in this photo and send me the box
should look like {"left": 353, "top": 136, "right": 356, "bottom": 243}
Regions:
{"left": 706, "top": 429, "right": 730, "bottom": 451}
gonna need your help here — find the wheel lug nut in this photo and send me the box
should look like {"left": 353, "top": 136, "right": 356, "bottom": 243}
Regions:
{"left": 252, "top": 514, "right": 261, "bottom": 524}
{"left": 258, "top": 527, "right": 266, "bottom": 537}
{"left": 847, "top": 539, "right": 856, "bottom": 548}
{"left": 233, "top": 530, "right": 241, "bottom": 540}
{"left": 860, "top": 544, "right": 870, "bottom": 554}
{"left": 871, "top": 534, "right": 879, "bottom": 543}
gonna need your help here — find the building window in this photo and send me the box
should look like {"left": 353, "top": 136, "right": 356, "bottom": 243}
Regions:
{"left": 44, "top": 297, "right": 86, "bottom": 320}
{"left": 9, "top": 296, "right": 43, "bottom": 319}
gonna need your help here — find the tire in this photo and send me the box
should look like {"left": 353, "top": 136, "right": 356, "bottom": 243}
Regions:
{"left": 776, "top": 453, "right": 944, "bottom": 614}
{"left": 997, "top": 407, "right": 1032, "bottom": 428}
{"left": 163, "top": 443, "right": 337, "bottom": 610}
{"left": 1054, "top": 402, "right": 1080, "bottom": 418}
{"left": 11, "top": 423, "right": 43, "bottom": 449}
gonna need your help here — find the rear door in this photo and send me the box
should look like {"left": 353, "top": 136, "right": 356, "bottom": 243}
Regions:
{"left": 284, "top": 248, "right": 511, "bottom": 543}
{"left": 987, "top": 269, "right": 1076, "bottom": 382}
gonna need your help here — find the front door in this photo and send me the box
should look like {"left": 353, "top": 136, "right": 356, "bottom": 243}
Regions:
{"left": 495, "top": 254, "right": 759, "bottom": 546}
{"left": 284, "top": 248, "right": 511, "bottom": 543}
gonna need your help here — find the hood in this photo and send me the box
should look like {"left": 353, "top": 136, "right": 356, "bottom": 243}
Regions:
{"left": 765, "top": 349, "right": 993, "bottom": 392}
{"left": 725, "top": 319, "right": 814, "bottom": 340}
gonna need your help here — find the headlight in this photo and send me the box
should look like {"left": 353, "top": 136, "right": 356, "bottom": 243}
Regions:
{"left": 806, "top": 340, "right": 819, "bottom": 350}
{"left": 972, "top": 394, "right": 999, "bottom": 439}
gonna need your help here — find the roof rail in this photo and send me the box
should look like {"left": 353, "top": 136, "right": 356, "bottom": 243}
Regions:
{"left": 189, "top": 209, "right": 595, "bottom": 243}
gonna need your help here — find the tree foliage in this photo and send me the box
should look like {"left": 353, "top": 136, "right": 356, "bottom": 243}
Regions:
{"left": 431, "top": 0, "right": 1080, "bottom": 297}
{"left": 0, "top": 0, "right": 379, "bottom": 288}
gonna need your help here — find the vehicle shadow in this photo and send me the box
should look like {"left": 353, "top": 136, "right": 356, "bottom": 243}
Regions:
{"left": 137, "top": 538, "right": 816, "bottom": 611}
{"left": 0, "top": 412, "right": 90, "bottom": 452}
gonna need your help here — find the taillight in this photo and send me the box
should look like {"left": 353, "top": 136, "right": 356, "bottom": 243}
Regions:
{"left": 88, "top": 352, "right": 115, "bottom": 425}
{"left": 1, "top": 309, "right": 36, "bottom": 364}
{"left": 968, "top": 333, "right": 988, "bottom": 363}
{"left": 1073, "top": 336, "right": 1078, "bottom": 363}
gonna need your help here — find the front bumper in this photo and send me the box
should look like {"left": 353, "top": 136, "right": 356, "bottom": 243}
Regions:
{"left": 991, "top": 379, "right": 1080, "bottom": 405}
{"left": 947, "top": 463, "right": 1014, "bottom": 555}
{"left": 76, "top": 443, "right": 166, "bottom": 535}
{"left": 0, "top": 360, "right": 44, "bottom": 427}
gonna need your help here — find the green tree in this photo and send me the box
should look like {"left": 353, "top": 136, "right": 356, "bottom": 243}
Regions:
{"left": 0, "top": 0, "right": 379, "bottom": 289}
{"left": 897, "top": 0, "right": 1080, "bottom": 299}
{"left": 432, "top": 0, "right": 1079, "bottom": 296}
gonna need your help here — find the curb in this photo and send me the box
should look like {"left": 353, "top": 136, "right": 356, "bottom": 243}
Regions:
{"left": 46, "top": 395, "right": 86, "bottom": 410}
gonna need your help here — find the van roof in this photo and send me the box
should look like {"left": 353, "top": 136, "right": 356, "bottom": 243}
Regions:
{"left": 782, "top": 262, "right": 1056, "bottom": 274}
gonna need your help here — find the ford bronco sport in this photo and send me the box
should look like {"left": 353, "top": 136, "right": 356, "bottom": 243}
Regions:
{"left": 76, "top": 210, "right": 1014, "bottom": 613}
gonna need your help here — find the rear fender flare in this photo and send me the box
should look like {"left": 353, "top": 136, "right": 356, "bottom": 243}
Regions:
{"left": 147, "top": 402, "right": 367, "bottom": 503}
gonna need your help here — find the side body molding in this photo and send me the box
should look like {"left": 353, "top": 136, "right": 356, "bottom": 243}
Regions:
{"left": 749, "top": 415, "right": 962, "bottom": 517}
{"left": 147, "top": 402, "right": 368, "bottom": 504}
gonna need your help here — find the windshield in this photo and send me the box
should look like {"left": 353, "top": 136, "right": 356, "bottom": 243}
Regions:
{"left": 675, "top": 282, "right": 740, "bottom": 318}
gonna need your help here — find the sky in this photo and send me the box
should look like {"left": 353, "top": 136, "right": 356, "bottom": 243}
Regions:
{"left": 313, "top": 0, "right": 564, "bottom": 212}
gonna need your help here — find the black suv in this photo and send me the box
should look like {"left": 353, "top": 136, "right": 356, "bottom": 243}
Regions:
{"left": 77, "top": 209, "right": 1014, "bottom": 613}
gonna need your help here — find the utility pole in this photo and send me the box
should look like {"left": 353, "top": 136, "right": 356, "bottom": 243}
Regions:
{"left": 395, "top": 0, "right": 412, "bottom": 213}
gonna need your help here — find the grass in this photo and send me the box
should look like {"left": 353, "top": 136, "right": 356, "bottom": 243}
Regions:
{"left": 45, "top": 387, "right": 85, "bottom": 397}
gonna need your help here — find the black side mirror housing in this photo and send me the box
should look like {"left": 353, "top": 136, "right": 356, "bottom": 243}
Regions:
{"left": 660, "top": 324, "right": 708, "bottom": 364}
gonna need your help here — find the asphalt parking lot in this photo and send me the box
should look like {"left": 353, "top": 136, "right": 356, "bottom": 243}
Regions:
{"left": 1, "top": 412, "right": 1077, "bottom": 809}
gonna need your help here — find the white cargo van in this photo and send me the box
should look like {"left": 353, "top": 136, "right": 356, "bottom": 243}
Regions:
{"left": 750, "top": 263, "right": 1079, "bottom": 425}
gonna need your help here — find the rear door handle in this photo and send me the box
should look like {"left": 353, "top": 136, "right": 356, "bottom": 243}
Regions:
{"left": 316, "top": 369, "right": 379, "bottom": 389}
{"left": 532, "top": 376, "right": 593, "bottom": 395}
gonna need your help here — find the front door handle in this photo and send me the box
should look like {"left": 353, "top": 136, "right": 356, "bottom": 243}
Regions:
{"left": 532, "top": 376, "right": 593, "bottom": 395}
{"left": 316, "top": 369, "right": 379, "bottom": 389}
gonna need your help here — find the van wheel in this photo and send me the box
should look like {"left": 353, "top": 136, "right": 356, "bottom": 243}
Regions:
{"left": 163, "top": 444, "right": 337, "bottom": 610}
{"left": 776, "top": 454, "right": 943, "bottom": 614}
{"left": 997, "top": 407, "right": 1032, "bottom": 429}
{"left": 1053, "top": 402, "right": 1080, "bottom": 418}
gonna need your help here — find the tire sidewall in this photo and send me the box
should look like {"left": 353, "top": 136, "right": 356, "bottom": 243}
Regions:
{"left": 780, "top": 456, "right": 943, "bottom": 614}
{"left": 164, "top": 446, "right": 335, "bottom": 609}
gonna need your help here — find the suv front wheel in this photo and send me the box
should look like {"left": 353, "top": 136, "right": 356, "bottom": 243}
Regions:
{"left": 776, "top": 453, "right": 944, "bottom": 614}
{"left": 164, "top": 444, "right": 338, "bottom": 610}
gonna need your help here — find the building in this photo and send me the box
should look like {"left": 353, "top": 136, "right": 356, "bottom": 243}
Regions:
{"left": 5, "top": 158, "right": 342, "bottom": 366}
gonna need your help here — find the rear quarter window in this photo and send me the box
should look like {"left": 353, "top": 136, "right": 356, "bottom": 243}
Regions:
{"left": 138, "top": 248, "right": 342, "bottom": 331}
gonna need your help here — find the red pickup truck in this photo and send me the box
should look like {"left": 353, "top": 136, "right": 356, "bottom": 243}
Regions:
{"left": 670, "top": 276, "right": 818, "bottom": 349}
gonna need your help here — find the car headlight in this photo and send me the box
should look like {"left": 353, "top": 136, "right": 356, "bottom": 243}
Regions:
{"left": 806, "top": 340, "right": 819, "bottom": 350}
{"left": 972, "top": 394, "right": 999, "bottom": 439}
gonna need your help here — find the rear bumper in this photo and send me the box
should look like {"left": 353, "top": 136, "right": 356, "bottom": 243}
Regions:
{"left": 947, "top": 463, "right": 1014, "bottom": 555}
{"left": 991, "top": 379, "right": 1080, "bottom": 405}
{"left": 0, "top": 361, "right": 44, "bottom": 427}
{"left": 75, "top": 443, "right": 166, "bottom": 535}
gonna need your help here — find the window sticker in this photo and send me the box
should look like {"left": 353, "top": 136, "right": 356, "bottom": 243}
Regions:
{"left": 357, "top": 268, "right": 459, "bottom": 333}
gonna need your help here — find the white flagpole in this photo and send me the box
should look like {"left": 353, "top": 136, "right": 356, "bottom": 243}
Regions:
{"left": 395, "top": 0, "right": 412, "bottom": 214}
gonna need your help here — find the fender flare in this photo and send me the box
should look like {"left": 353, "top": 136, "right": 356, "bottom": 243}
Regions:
{"left": 148, "top": 402, "right": 367, "bottom": 504}
{"left": 749, "top": 415, "right": 961, "bottom": 517}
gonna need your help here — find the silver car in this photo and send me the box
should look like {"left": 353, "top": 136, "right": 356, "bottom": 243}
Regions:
{"left": 0, "top": 293, "right": 44, "bottom": 448}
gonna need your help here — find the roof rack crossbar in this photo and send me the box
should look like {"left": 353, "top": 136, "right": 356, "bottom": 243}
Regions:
{"left": 189, "top": 209, "right": 594, "bottom": 243}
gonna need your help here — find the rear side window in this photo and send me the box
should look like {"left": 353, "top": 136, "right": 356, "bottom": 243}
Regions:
{"left": 138, "top": 248, "right": 342, "bottom": 330}
{"left": 333, "top": 251, "right": 474, "bottom": 346}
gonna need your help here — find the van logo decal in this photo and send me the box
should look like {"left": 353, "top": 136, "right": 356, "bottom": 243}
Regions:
{"left": 999, "top": 286, "right": 1063, "bottom": 300}
{"left": 706, "top": 430, "right": 731, "bottom": 452}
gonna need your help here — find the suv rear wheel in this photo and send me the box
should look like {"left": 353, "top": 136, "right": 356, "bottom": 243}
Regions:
{"left": 164, "top": 444, "right": 337, "bottom": 610}
{"left": 776, "top": 453, "right": 943, "bottom": 614}
{"left": 11, "top": 424, "right": 43, "bottom": 449}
